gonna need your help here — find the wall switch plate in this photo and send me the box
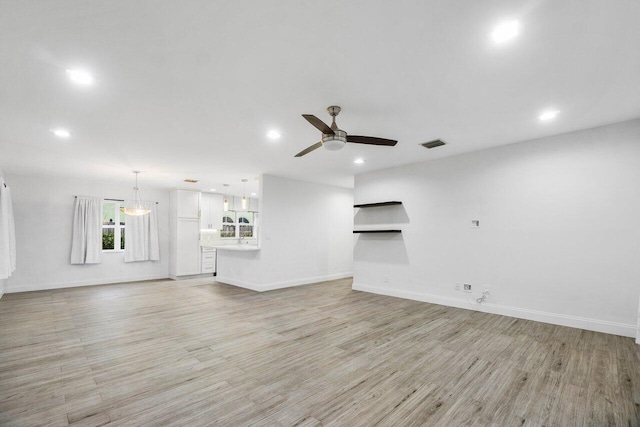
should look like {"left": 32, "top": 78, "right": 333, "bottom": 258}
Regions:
{"left": 463, "top": 284, "right": 472, "bottom": 292}
{"left": 455, "top": 283, "right": 461, "bottom": 291}
{"left": 471, "top": 220, "right": 480, "bottom": 228}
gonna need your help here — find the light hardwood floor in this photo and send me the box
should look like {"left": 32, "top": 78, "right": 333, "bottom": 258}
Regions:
{"left": 0, "top": 277, "right": 638, "bottom": 426}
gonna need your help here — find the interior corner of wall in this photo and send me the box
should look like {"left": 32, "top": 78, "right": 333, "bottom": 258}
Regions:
{"left": 636, "top": 294, "right": 640, "bottom": 345}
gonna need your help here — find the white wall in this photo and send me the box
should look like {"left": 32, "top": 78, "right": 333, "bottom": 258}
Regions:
{"left": 0, "top": 166, "right": 9, "bottom": 297}
{"left": 217, "top": 174, "right": 353, "bottom": 291}
{"left": 353, "top": 119, "right": 640, "bottom": 337}
{"left": 3, "top": 173, "right": 170, "bottom": 292}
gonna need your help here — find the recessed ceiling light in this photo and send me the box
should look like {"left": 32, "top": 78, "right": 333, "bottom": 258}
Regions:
{"left": 51, "top": 128, "right": 71, "bottom": 138}
{"left": 539, "top": 110, "right": 560, "bottom": 121}
{"left": 354, "top": 158, "right": 365, "bottom": 164}
{"left": 210, "top": 188, "right": 216, "bottom": 192}
{"left": 66, "top": 69, "right": 94, "bottom": 86}
{"left": 267, "top": 130, "right": 281, "bottom": 140}
{"left": 251, "top": 192, "right": 257, "bottom": 196}
{"left": 490, "top": 20, "right": 520, "bottom": 44}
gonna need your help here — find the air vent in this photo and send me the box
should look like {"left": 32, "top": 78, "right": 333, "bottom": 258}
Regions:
{"left": 184, "top": 179, "right": 199, "bottom": 183}
{"left": 420, "top": 139, "right": 447, "bottom": 149}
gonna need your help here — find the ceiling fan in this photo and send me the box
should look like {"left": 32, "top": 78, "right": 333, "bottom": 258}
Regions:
{"left": 295, "top": 106, "right": 398, "bottom": 157}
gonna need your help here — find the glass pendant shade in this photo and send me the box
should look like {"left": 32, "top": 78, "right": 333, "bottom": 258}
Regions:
{"left": 122, "top": 171, "right": 150, "bottom": 216}
{"left": 241, "top": 178, "right": 248, "bottom": 210}
{"left": 223, "top": 198, "right": 229, "bottom": 211}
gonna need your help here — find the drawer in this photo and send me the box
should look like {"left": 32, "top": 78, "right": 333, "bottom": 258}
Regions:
{"left": 202, "top": 264, "right": 215, "bottom": 273}
{"left": 202, "top": 254, "right": 216, "bottom": 262}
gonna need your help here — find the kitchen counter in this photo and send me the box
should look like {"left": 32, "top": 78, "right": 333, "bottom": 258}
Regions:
{"left": 203, "top": 244, "right": 260, "bottom": 251}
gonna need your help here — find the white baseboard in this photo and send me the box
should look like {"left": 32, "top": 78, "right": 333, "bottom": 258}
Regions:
{"left": 169, "top": 273, "right": 215, "bottom": 280}
{"left": 217, "top": 272, "right": 353, "bottom": 292}
{"left": 7, "top": 274, "right": 170, "bottom": 293}
{"left": 353, "top": 283, "right": 636, "bottom": 338}
{"left": 0, "top": 279, "right": 5, "bottom": 299}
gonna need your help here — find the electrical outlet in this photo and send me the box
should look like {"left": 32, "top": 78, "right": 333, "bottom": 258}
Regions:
{"left": 471, "top": 220, "right": 480, "bottom": 228}
{"left": 383, "top": 275, "right": 389, "bottom": 283}
{"left": 463, "top": 284, "right": 472, "bottom": 293}
{"left": 455, "top": 283, "right": 461, "bottom": 291}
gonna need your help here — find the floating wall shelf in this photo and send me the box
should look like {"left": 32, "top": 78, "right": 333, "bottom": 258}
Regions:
{"left": 353, "top": 230, "right": 402, "bottom": 234}
{"left": 353, "top": 201, "right": 402, "bottom": 208}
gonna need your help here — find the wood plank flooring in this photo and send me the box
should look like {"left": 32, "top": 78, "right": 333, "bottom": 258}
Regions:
{"left": 0, "top": 277, "right": 638, "bottom": 426}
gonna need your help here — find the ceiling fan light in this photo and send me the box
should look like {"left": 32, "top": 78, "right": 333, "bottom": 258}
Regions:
{"left": 323, "top": 138, "right": 346, "bottom": 151}
{"left": 322, "top": 130, "right": 347, "bottom": 151}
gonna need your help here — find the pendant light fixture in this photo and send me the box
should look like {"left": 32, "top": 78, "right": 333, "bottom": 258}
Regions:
{"left": 223, "top": 183, "right": 230, "bottom": 211}
{"left": 241, "top": 179, "right": 248, "bottom": 210}
{"left": 122, "top": 171, "right": 151, "bottom": 216}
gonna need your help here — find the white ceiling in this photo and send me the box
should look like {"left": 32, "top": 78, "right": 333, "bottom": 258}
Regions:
{"left": 1, "top": 0, "right": 639, "bottom": 196}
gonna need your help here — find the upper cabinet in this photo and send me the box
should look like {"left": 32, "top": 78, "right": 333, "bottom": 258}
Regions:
{"left": 227, "top": 196, "right": 258, "bottom": 212}
{"left": 231, "top": 196, "right": 243, "bottom": 212}
{"left": 176, "top": 190, "right": 200, "bottom": 219}
{"left": 249, "top": 197, "right": 259, "bottom": 212}
{"left": 200, "top": 193, "right": 223, "bottom": 230}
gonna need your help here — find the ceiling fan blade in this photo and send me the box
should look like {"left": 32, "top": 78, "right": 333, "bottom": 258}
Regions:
{"left": 302, "top": 114, "right": 335, "bottom": 135}
{"left": 347, "top": 135, "right": 398, "bottom": 146}
{"left": 294, "top": 141, "right": 323, "bottom": 157}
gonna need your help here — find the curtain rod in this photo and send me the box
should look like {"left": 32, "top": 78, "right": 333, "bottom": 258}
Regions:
{"left": 74, "top": 196, "right": 159, "bottom": 204}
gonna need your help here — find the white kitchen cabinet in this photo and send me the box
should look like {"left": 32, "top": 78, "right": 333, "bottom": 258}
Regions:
{"left": 230, "top": 196, "right": 259, "bottom": 211}
{"left": 176, "top": 190, "right": 200, "bottom": 218}
{"left": 220, "top": 195, "right": 259, "bottom": 212}
{"left": 201, "top": 248, "right": 216, "bottom": 274}
{"left": 231, "top": 195, "right": 243, "bottom": 211}
{"left": 175, "top": 218, "right": 201, "bottom": 276}
{"left": 200, "top": 193, "right": 223, "bottom": 230}
{"left": 170, "top": 190, "right": 204, "bottom": 278}
{"left": 249, "top": 197, "right": 259, "bottom": 212}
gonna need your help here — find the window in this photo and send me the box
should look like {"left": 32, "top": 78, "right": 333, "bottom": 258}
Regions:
{"left": 221, "top": 211, "right": 254, "bottom": 238}
{"left": 238, "top": 212, "right": 254, "bottom": 238}
{"left": 103, "top": 201, "right": 125, "bottom": 251}
{"left": 221, "top": 211, "right": 236, "bottom": 238}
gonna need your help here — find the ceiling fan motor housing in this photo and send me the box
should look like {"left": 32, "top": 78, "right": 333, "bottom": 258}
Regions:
{"left": 322, "top": 129, "right": 347, "bottom": 151}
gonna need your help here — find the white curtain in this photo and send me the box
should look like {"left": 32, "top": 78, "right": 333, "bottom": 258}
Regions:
{"left": 0, "top": 176, "right": 16, "bottom": 279}
{"left": 124, "top": 201, "right": 159, "bottom": 262}
{"left": 70, "top": 197, "right": 103, "bottom": 264}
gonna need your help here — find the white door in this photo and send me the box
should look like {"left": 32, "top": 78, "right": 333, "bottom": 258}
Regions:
{"left": 176, "top": 218, "right": 201, "bottom": 275}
